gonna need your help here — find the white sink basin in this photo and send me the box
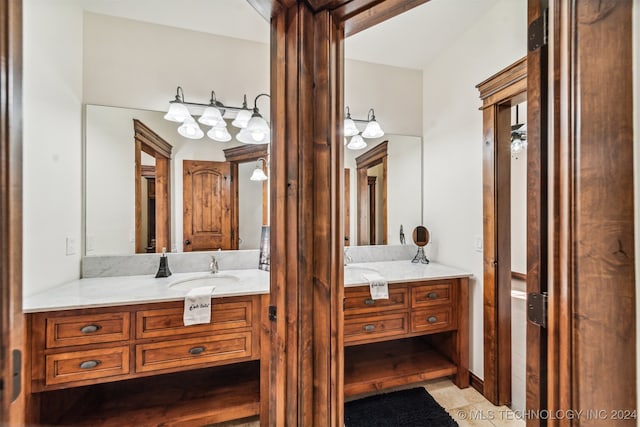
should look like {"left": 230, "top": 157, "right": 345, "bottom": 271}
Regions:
{"left": 344, "top": 265, "right": 379, "bottom": 276}
{"left": 169, "top": 274, "right": 240, "bottom": 291}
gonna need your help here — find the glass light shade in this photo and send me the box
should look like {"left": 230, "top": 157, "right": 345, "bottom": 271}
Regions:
{"left": 164, "top": 102, "right": 190, "bottom": 122}
{"left": 347, "top": 134, "right": 367, "bottom": 150}
{"left": 198, "top": 106, "right": 224, "bottom": 127}
{"left": 237, "top": 115, "right": 270, "bottom": 144}
{"left": 177, "top": 116, "right": 204, "bottom": 139}
{"left": 344, "top": 118, "right": 359, "bottom": 137}
{"left": 207, "top": 123, "right": 232, "bottom": 142}
{"left": 232, "top": 109, "right": 252, "bottom": 128}
{"left": 510, "top": 137, "right": 527, "bottom": 155}
{"left": 361, "top": 120, "right": 384, "bottom": 138}
{"left": 250, "top": 166, "right": 268, "bottom": 181}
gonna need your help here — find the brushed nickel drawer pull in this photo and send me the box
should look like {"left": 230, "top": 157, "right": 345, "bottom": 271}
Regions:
{"left": 427, "top": 292, "right": 438, "bottom": 299}
{"left": 189, "top": 346, "right": 206, "bottom": 355}
{"left": 80, "top": 324, "right": 101, "bottom": 334}
{"left": 364, "top": 298, "right": 376, "bottom": 305}
{"left": 427, "top": 316, "right": 438, "bottom": 323}
{"left": 79, "top": 360, "right": 101, "bottom": 369}
{"left": 363, "top": 324, "right": 376, "bottom": 332}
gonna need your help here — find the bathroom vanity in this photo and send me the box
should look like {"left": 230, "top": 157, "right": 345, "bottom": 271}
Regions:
{"left": 24, "top": 260, "right": 470, "bottom": 426}
{"left": 343, "top": 262, "right": 470, "bottom": 396}
{"left": 24, "top": 271, "right": 270, "bottom": 426}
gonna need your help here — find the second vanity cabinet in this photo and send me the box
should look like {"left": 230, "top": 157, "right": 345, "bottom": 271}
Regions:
{"left": 27, "top": 294, "right": 267, "bottom": 426}
{"left": 343, "top": 277, "right": 469, "bottom": 396}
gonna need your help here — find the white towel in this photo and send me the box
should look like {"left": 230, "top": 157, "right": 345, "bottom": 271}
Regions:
{"left": 183, "top": 286, "right": 215, "bottom": 326}
{"left": 363, "top": 273, "right": 389, "bottom": 300}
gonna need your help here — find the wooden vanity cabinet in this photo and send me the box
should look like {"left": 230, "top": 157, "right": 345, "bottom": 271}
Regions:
{"left": 343, "top": 277, "right": 469, "bottom": 396}
{"left": 27, "top": 294, "right": 267, "bottom": 426}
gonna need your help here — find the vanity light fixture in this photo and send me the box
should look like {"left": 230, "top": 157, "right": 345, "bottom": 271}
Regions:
{"left": 249, "top": 158, "right": 268, "bottom": 181}
{"left": 344, "top": 107, "right": 359, "bottom": 137}
{"left": 164, "top": 87, "right": 270, "bottom": 144}
{"left": 344, "top": 106, "right": 385, "bottom": 150}
{"left": 236, "top": 94, "right": 271, "bottom": 144}
{"left": 361, "top": 108, "right": 384, "bottom": 139}
{"left": 346, "top": 134, "right": 367, "bottom": 150}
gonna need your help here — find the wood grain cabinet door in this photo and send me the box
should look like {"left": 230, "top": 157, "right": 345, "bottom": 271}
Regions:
{"left": 183, "top": 160, "right": 233, "bottom": 251}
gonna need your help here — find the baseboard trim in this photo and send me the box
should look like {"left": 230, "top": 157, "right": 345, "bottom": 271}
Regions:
{"left": 469, "top": 372, "right": 484, "bottom": 395}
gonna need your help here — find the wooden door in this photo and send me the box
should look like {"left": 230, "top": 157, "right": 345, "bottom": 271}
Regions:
{"left": 344, "top": 168, "right": 350, "bottom": 246}
{"left": 183, "top": 160, "right": 233, "bottom": 251}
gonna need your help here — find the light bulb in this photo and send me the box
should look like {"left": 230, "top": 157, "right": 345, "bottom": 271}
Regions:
{"left": 232, "top": 109, "right": 252, "bottom": 128}
{"left": 361, "top": 120, "right": 384, "bottom": 139}
{"left": 344, "top": 118, "right": 359, "bottom": 137}
{"left": 251, "top": 131, "right": 265, "bottom": 142}
{"left": 164, "top": 102, "right": 190, "bottom": 122}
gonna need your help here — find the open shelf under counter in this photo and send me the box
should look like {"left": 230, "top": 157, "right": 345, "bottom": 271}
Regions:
{"left": 344, "top": 337, "right": 457, "bottom": 397}
{"left": 44, "top": 361, "right": 260, "bottom": 426}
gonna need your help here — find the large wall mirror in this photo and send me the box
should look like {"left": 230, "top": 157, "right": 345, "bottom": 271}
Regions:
{"left": 344, "top": 135, "right": 422, "bottom": 246}
{"left": 85, "top": 105, "right": 269, "bottom": 255}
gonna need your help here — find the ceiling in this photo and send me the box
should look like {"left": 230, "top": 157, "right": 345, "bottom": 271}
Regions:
{"left": 82, "top": 0, "right": 499, "bottom": 70}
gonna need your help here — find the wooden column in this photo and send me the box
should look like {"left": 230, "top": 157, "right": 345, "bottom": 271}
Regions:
{"left": 0, "top": 0, "right": 25, "bottom": 424}
{"left": 267, "top": 3, "right": 343, "bottom": 426}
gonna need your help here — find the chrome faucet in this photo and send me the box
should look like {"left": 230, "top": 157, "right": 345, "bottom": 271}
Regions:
{"left": 210, "top": 253, "right": 219, "bottom": 274}
{"left": 344, "top": 247, "right": 353, "bottom": 266}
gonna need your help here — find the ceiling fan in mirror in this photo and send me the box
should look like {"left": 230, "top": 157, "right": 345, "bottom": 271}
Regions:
{"left": 164, "top": 86, "right": 271, "bottom": 144}
{"left": 510, "top": 104, "right": 527, "bottom": 158}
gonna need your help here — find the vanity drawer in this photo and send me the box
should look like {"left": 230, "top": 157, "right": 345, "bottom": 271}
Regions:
{"left": 45, "top": 312, "right": 131, "bottom": 349}
{"left": 136, "top": 299, "right": 254, "bottom": 339}
{"left": 411, "top": 307, "right": 454, "bottom": 333}
{"left": 411, "top": 282, "right": 453, "bottom": 308}
{"left": 344, "top": 313, "right": 408, "bottom": 344}
{"left": 344, "top": 287, "right": 408, "bottom": 315}
{"left": 45, "top": 345, "right": 130, "bottom": 386}
{"left": 135, "top": 331, "right": 253, "bottom": 373}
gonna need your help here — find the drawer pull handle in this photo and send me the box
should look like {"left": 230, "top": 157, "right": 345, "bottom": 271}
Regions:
{"left": 364, "top": 299, "right": 376, "bottom": 305}
{"left": 427, "top": 292, "right": 438, "bottom": 299}
{"left": 80, "top": 324, "right": 101, "bottom": 334}
{"left": 427, "top": 316, "right": 438, "bottom": 323}
{"left": 189, "top": 346, "right": 206, "bottom": 355}
{"left": 363, "top": 324, "right": 376, "bottom": 332}
{"left": 79, "top": 360, "right": 101, "bottom": 369}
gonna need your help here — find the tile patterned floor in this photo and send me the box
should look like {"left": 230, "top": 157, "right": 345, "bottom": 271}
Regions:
{"left": 212, "top": 378, "right": 525, "bottom": 427}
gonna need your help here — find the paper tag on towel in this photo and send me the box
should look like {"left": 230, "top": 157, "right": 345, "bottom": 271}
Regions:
{"left": 183, "top": 286, "right": 215, "bottom": 326}
{"left": 363, "top": 273, "right": 389, "bottom": 300}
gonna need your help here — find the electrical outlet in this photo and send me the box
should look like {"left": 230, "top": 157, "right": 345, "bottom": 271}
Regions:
{"left": 86, "top": 235, "right": 95, "bottom": 252}
{"left": 66, "top": 237, "right": 77, "bottom": 256}
{"left": 474, "top": 235, "right": 483, "bottom": 252}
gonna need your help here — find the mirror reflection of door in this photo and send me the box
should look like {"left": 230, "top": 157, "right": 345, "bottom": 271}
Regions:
{"left": 140, "top": 163, "right": 156, "bottom": 252}
{"left": 182, "top": 160, "right": 233, "bottom": 251}
{"left": 356, "top": 142, "right": 388, "bottom": 245}
{"left": 134, "top": 119, "right": 171, "bottom": 254}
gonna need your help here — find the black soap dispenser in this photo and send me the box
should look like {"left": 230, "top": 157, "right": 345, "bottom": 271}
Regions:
{"left": 155, "top": 247, "right": 172, "bottom": 278}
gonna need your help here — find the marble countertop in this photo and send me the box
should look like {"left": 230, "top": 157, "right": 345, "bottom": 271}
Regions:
{"left": 23, "top": 261, "right": 471, "bottom": 313}
{"left": 344, "top": 261, "right": 471, "bottom": 287}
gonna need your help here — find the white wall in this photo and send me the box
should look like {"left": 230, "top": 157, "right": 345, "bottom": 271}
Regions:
{"left": 23, "top": 0, "right": 84, "bottom": 296}
{"left": 238, "top": 162, "right": 264, "bottom": 250}
{"left": 511, "top": 104, "right": 527, "bottom": 274}
{"left": 345, "top": 59, "right": 422, "bottom": 136}
{"left": 421, "top": 0, "right": 527, "bottom": 377}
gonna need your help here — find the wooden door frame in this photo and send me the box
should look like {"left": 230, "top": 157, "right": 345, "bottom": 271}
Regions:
{"left": 133, "top": 119, "right": 171, "bottom": 254}
{"left": 249, "top": 1, "right": 433, "bottom": 424}
{"left": 355, "top": 141, "right": 388, "bottom": 245}
{"left": 0, "top": 0, "right": 25, "bottom": 424}
{"left": 477, "top": 57, "right": 526, "bottom": 406}
{"left": 548, "top": 1, "right": 636, "bottom": 423}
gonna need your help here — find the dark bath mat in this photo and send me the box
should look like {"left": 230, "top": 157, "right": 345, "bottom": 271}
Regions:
{"left": 344, "top": 387, "right": 458, "bottom": 427}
